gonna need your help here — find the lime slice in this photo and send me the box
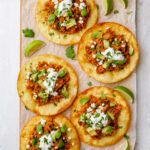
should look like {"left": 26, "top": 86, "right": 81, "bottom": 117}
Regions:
{"left": 102, "top": 0, "right": 113, "bottom": 16}
{"left": 117, "top": 0, "right": 127, "bottom": 9}
{"left": 114, "top": 86, "right": 134, "bottom": 103}
{"left": 24, "top": 40, "right": 46, "bottom": 57}
{"left": 115, "top": 140, "right": 129, "bottom": 150}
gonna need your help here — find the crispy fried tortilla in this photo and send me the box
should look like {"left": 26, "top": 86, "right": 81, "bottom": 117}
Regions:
{"left": 35, "top": 0, "right": 98, "bottom": 45}
{"left": 78, "top": 22, "right": 139, "bottom": 83}
{"left": 70, "top": 86, "right": 130, "bottom": 147}
{"left": 17, "top": 54, "right": 78, "bottom": 115}
{"left": 20, "top": 115, "right": 80, "bottom": 150}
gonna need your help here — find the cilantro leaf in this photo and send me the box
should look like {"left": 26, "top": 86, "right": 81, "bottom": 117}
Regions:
{"left": 96, "top": 4, "right": 99, "bottom": 9}
{"left": 88, "top": 81, "right": 92, "bottom": 86}
{"left": 22, "top": 28, "right": 35, "bottom": 38}
{"left": 124, "top": 134, "right": 130, "bottom": 140}
{"left": 127, "top": 11, "right": 133, "bottom": 15}
{"left": 114, "top": 10, "right": 119, "bottom": 14}
{"left": 65, "top": 45, "right": 75, "bottom": 59}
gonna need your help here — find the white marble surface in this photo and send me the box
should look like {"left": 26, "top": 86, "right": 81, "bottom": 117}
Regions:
{"left": 0, "top": 0, "right": 149, "bottom": 150}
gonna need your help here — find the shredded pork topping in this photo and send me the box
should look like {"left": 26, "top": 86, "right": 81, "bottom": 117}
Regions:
{"left": 43, "top": 0, "right": 90, "bottom": 34}
{"left": 26, "top": 62, "right": 70, "bottom": 105}
{"left": 77, "top": 95, "right": 122, "bottom": 138}
{"left": 85, "top": 28, "right": 131, "bottom": 74}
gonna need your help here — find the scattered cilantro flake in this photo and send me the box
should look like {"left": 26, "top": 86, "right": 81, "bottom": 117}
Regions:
{"left": 112, "top": 94, "right": 116, "bottom": 97}
{"left": 96, "top": 4, "right": 99, "bottom": 9}
{"left": 25, "top": 106, "right": 29, "bottom": 110}
{"left": 63, "top": 34, "right": 67, "bottom": 38}
{"left": 49, "top": 32, "right": 54, "bottom": 36}
{"left": 53, "top": 102, "right": 57, "bottom": 106}
{"left": 88, "top": 81, "right": 92, "bottom": 86}
{"left": 127, "top": 11, "right": 133, "bottom": 15}
{"left": 65, "top": 45, "right": 75, "bottom": 59}
{"left": 118, "top": 126, "right": 123, "bottom": 129}
{"left": 22, "top": 28, "right": 35, "bottom": 38}
{"left": 114, "top": 10, "right": 119, "bottom": 14}
{"left": 124, "top": 134, "right": 130, "bottom": 140}
{"left": 74, "top": 109, "right": 76, "bottom": 112}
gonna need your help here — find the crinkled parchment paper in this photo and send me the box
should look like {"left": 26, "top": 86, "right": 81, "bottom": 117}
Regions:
{"left": 20, "top": 0, "right": 136, "bottom": 149}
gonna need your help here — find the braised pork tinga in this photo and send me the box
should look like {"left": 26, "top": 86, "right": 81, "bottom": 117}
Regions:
{"left": 71, "top": 87, "right": 130, "bottom": 147}
{"left": 20, "top": 115, "right": 80, "bottom": 150}
{"left": 17, "top": 55, "right": 78, "bottom": 115}
{"left": 35, "top": 0, "right": 98, "bottom": 45}
{"left": 78, "top": 22, "right": 139, "bottom": 83}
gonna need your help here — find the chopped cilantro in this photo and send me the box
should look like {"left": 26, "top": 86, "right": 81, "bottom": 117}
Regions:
{"left": 74, "top": 109, "right": 76, "bottom": 112}
{"left": 63, "top": 34, "right": 67, "bottom": 38}
{"left": 118, "top": 126, "right": 123, "bottom": 129}
{"left": 31, "top": 137, "right": 39, "bottom": 146}
{"left": 49, "top": 32, "right": 54, "bottom": 36}
{"left": 25, "top": 106, "right": 29, "bottom": 110}
{"left": 88, "top": 81, "right": 92, "bottom": 86}
{"left": 22, "top": 28, "right": 35, "bottom": 38}
{"left": 90, "top": 47, "right": 95, "bottom": 50}
{"left": 127, "top": 11, "right": 133, "bottom": 15}
{"left": 124, "top": 134, "right": 130, "bottom": 140}
{"left": 114, "top": 40, "right": 120, "bottom": 46}
{"left": 96, "top": 4, "right": 99, "bottom": 9}
{"left": 53, "top": 102, "right": 57, "bottom": 106}
{"left": 114, "top": 10, "right": 119, "bottom": 14}
{"left": 65, "top": 45, "right": 75, "bottom": 59}
{"left": 112, "top": 94, "right": 116, "bottom": 97}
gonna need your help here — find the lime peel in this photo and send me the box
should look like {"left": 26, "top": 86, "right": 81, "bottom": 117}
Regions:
{"left": 102, "top": 0, "right": 113, "bottom": 16}
{"left": 114, "top": 86, "right": 134, "bottom": 104}
{"left": 115, "top": 140, "right": 129, "bottom": 150}
{"left": 24, "top": 40, "right": 46, "bottom": 57}
{"left": 117, "top": 0, "right": 128, "bottom": 9}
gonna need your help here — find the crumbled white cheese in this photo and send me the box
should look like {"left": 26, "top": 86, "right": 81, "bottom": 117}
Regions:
{"left": 87, "top": 107, "right": 93, "bottom": 112}
{"left": 59, "top": 123, "right": 63, "bottom": 127}
{"left": 79, "top": 2, "right": 86, "bottom": 9}
{"left": 99, "top": 60, "right": 103, "bottom": 65}
{"left": 72, "top": 142, "right": 75, "bottom": 146}
{"left": 41, "top": 119, "right": 46, "bottom": 125}
{"left": 91, "top": 45, "right": 95, "bottom": 49}
{"left": 101, "top": 47, "right": 125, "bottom": 61}
{"left": 112, "top": 63, "right": 117, "bottom": 68}
{"left": 79, "top": 17, "right": 84, "bottom": 24}
{"left": 96, "top": 58, "right": 99, "bottom": 62}
{"left": 94, "top": 42, "right": 97, "bottom": 45}
{"left": 92, "top": 54, "right": 96, "bottom": 58}
{"left": 33, "top": 92, "right": 37, "bottom": 100}
{"left": 39, "top": 134, "right": 53, "bottom": 150}
{"left": 102, "top": 103, "right": 105, "bottom": 107}
{"left": 26, "top": 145, "right": 30, "bottom": 149}
{"left": 90, "top": 40, "right": 93, "bottom": 43}
{"left": 56, "top": 0, "right": 72, "bottom": 17}
{"left": 106, "top": 27, "right": 110, "bottom": 30}
{"left": 74, "top": 3, "right": 79, "bottom": 7}
{"left": 67, "top": 128, "right": 72, "bottom": 132}
{"left": 126, "top": 39, "right": 129, "bottom": 42}
{"left": 121, "top": 41, "right": 124, "bottom": 43}
{"left": 91, "top": 103, "right": 96, "bottom": 108}
{"left": 68, "top": 137, "right": 72, "bottom": 140}
{"left": 121, "top": 45, "right": 126, "bottom": 48}
{"left": 26, "top": 72, "right": 31, "bottom": 79}
{"left": 43, "top": 68, "right": 58, "bottom": 95}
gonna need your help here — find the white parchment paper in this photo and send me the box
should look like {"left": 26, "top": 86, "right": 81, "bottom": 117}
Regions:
{"left": 20, "top": 0, "right": 136, "bottom": 149}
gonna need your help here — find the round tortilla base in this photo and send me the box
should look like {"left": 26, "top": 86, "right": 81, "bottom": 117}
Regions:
{"left": 20, "top": 115, "right": 80, "bottom": 150}
{"left": 17, "top": 54, "right": 78, "bottom": 116}
{"left": 35, "top": 0, "right": 98, "bottom": 45}
{"left": 70, "top": 86, "right": 130, "bottom": 147}
{"left": 78, "top": 22, "right": 139, "bottom": 83}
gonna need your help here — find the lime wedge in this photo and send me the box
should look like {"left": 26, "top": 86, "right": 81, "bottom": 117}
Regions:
{"left": 114, "top": 86, "right": 134, "bottom": 103}
{"left": 115, "top": 140, "right": 129, "bottom": 150}
{"left": 117, "top": 0, "right": 127, "bottom": 9}
{"left": 102, "top": 0, "right": 113, "bottom": 16}
{"left": 24, "top": 40, "right": 46, "bottom": 57}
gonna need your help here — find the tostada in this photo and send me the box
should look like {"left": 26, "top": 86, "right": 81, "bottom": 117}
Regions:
{"left": 71, "top": 86, "right": 130, "bottom": 147}
{"left": 17, "top": 55, "right": 78, "bottom": 115}
{"left": 20, "top": 115, "right": 80, "bottom": 150}
{"left": 78, "top": 22, "right": 139, "bottom": 83}
{"left": 35, "top": 0, "right": 98, "bottom": 45}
